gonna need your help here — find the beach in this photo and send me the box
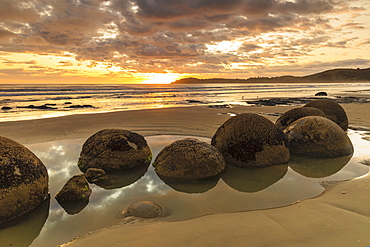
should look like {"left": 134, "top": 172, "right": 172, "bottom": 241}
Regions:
{"left": 1, "top": 101, "right": 370, "bottom": 246}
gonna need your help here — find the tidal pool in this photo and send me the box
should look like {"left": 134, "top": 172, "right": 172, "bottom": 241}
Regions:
{"left": 0, "top": 130, "right": 369, "bottom": 247}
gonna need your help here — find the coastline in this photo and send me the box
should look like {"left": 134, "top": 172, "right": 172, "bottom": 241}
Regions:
{"left": 1, "top": 102, "right": 369, "bottom": 247}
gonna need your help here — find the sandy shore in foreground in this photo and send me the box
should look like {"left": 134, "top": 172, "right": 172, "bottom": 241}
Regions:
{"left": 1, "top": 102, "right": 369, "bottom": 247}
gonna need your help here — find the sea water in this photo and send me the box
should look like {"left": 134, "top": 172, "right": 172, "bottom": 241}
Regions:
{"left": 1, "top": 82, "right": 370, "bottom": 122}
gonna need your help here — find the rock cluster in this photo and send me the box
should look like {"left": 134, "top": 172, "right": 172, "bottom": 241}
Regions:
{"left": 304, "top": 99, "right": 348, "bottom": 131}
{"left": 211, "top": 113, "right": 290, "bottom": 167}
{"left": 0, "top": 137, "right": 49, "bottom": 223}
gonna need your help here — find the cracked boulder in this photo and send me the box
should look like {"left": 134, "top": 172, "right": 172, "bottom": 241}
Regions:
{"left": 0, "top": 136, "right": 49, "bottom": 223}
{"left": 78, "top": 129, "right": 152, "bottom": 172}
{"left": 211, "top": 113, "right": 290, "bottom": 167}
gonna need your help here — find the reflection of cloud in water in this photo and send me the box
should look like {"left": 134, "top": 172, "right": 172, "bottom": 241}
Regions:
{"left": 15, "top": 131, "right": 370, "bottom": 247}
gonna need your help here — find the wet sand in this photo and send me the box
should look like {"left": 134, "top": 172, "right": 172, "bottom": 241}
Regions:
{"left": 0, "top": 102, "right": 369, "bottom": 247}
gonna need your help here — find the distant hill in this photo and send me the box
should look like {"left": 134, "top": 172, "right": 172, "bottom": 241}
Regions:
{"left": 172, "top": 67, "right": 370, "bottom": 84}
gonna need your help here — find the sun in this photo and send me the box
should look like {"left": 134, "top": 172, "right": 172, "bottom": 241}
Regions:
{"left": 141, "top": 73, "right": 180, "bottom": 84}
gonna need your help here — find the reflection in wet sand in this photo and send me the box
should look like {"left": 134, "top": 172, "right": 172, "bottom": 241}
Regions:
{"left": 222, "top": 164, "right": 288, "bottom": 192}
{"left": 289, "top": 155, "right": 352, "bottom": 178}
{"left": 1, "top": 131, "right": 369, "bottom": 247}
{"left": 157, "top": 174, "right": 220, "bottom": 193}
{"left": 0, "top": 196, "right": 50, "bottom": 247}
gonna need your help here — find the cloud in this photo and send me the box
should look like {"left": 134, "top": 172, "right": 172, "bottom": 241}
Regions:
{"left": 0, "top": 0, "right": 368, "bottom": 79}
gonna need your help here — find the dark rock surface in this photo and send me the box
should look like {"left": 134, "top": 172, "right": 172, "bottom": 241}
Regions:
{"left": 1, "top": 106, "right": 12, "bottom": 110}
{"left": 17, "top": 104, "right": 57, "bottom": 110}
{"left": 0, "top": 136, "right": 49, "bottom": 223}
{"left": 78, "top": 129, "right": 152, "bottom": 172}
{"left": 284, "top": 116, "right": 353, "bottom": 157}
{"left": 211, "top": 113, "right": 290, "bottom": 167}
{"left": 153, "top": 138, "right": 226, "bottom": 179}
{"left": 85, "top": 168, "right": 108, "bottom": 183}
{"left": 275, "top": 107, "right": 326, "bottom": 130}
{"left": 315, "top": 92, "right": 328, "bottom": 96}
{"left": 303, "top": 99, "right": 348, "bottom": 131}
{"left": 55, "top": 174, "right": 92, "bottom": 202}
{"left": 65, "top": 104, "right": 94, "bottom": 109}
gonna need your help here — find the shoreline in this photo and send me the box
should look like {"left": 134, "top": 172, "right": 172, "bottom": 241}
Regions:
{"left": 1, "top": 101, "right": 369, "bottom": 247}
{"left": 1, "top": 102, "right": 369, "bottom": 145}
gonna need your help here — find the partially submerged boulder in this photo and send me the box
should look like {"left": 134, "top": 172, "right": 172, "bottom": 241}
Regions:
{"left": 119, "top": 201, "right": 170, "bottom": 219}
{"left": 275, "top": 107, "right": 326, "bottom": 131}
{"left": 78, "top": 129, "right": 152, "bottom": 172}
{"left": 211, "top": 113, "right": 290, "bottom": 167}
{"left": 304, "top": 99, "right": 348, "bottom": 131}
{"left": 55, "top": 174, "right": 92, "bottom": 202}
{"left": 153, "top": 138, "right": 226, "bottom": 179}
{"left": 284, "top": 116, "right": 353, "bottom": 157}
{"left": 0, "top": 136, "right": 49, "bottom": 223}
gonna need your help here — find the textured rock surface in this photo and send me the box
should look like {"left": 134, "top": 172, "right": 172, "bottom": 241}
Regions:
{"left": 85, "top": 168, "right": 108, "bottom": 183}
{"left": 0, "top": 136, "right": 49, "bottom": 223}
{"left": 153, "top": 138, "right": 226, "bottom": 179}
{"left": 120, "top": 201, "right": 170, "bottom": 218}
{"left": 78, "top": 129, "right": 152, "bottom": 172}
{"left": 275, "top": 107, "right": 326, "bottom": 130}
{"left": 284, "top": 116, "right": 353, "bottom": 157}
{"left": 55, "top": 174, "right": 92, "bottom": 202}
{"left": 212, "top": 113, "right": 290, "bottom": 167}
{"left": 304, "top": 99, "right": 348, "bottom": 131}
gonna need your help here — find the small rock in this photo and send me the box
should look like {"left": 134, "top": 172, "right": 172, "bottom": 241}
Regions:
{"left": 85, "top": 168, "right": 108, "bottom": 183}
{"left": 55, "top": 174, "right": 92, "bottom": 202}
{"left": 120, "top": 201, "right": 170, "bottom": 218}
{"left": 315, "top": 92, "right": 328, "bottom": 96}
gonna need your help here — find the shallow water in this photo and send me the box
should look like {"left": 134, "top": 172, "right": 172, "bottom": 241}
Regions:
{"left": 1, "top": 83, "right": 370, "bottom": 122}
{"left": 0, "top": 131, "right": 369, "bottom": 247}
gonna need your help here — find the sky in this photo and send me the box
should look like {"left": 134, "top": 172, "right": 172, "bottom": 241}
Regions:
{"left": 0, "top": 0, "right": 369, "bottom": 84}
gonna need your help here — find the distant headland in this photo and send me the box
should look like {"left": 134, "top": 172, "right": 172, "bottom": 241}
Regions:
{"left": 171, "top": 67, "right": 370, "bottom": 84}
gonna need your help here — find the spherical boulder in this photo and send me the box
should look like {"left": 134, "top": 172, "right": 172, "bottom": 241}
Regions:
{"left": 120, "top": 201, "right": 170, "bottom": 219}
{"left": 153, "top": 138, "right": 226, "bottom": 179}
{"left": 78, "top": 129, "right": 152, "bottom": 172}
{"left": 275, "top": 107, "right": 326, "bottom": 130}
{"left": 0, "top": 136, "right": 49, "bottom": 223}
{"left": 304, "top": 99, "right": 348, "bottom": 131}
{"left": 211, "top": 113, "right": 290, "bottom": 167}
{"left": 284, "top": 116, "right": 353, "bottom": 157}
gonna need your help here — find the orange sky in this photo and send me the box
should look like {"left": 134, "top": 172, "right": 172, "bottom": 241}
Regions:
{"left": 0, "top": 0, "right": 369, "bottom": 84}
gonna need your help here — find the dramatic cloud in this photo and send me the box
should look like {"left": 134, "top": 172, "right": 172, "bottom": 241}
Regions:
{"left": 0, "top": 0, "right": 369, "bottom": 82}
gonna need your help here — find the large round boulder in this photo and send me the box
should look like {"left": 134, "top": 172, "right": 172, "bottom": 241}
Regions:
{"left": 211, "top": 113, "right": 290, "bottom": 167}
{"left": 284, "top": 116, "right": 353, "bottom": 157}
{"left": 304, "top": 99, "right": 348, "bottom": 131}
{"left": 275, "top": 107, "right": 326, "bottom": 130}
{"left": 153, "top": 138, "right": 226, "bottom": 179}
{"left": 0, "top": 136, "right": 49, "bottom": 223}
{"left": 78, "top": 129, "right": 152, "bottom": 172}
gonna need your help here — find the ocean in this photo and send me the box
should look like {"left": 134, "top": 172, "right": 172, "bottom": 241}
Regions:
{"left": 1, "top": 82, "right": 370, "bottom": 122}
